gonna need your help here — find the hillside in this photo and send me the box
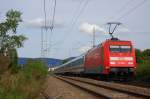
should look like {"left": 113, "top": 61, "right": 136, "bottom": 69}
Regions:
{"left": 18, "top": 58, "right": 62, "bottom": 67}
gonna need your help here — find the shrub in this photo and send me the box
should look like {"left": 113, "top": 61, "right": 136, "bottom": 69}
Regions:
{"left": 23, "top": 59, "right": 48, "bottom": 80}
{"left": 135, "top": 49, "right": 150, "bottom": 82}
{"left": 0, "top": 56, "right": 10, "bottom": 73}
{"left": 135, "top": 49, "right": 143, "bottom": 63}
{"left": 142, "top": 49, "right": 150, "bottom": 61}
{"left": 136, "top": 61, "right": 150, "bottom": 82}
{"left": 0, "top": 60, "right": 48, "bottom": 99}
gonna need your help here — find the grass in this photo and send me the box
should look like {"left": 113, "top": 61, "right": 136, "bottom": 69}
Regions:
{"left": 0, "top": 59, "right": 48, "bottom": 99}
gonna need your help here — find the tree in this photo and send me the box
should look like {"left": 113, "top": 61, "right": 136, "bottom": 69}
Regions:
{"left": 0, "top": 9, "right": 27, "bottom": 56}
{"left": 142, "top": 49, "right": 150, "bottom": 61}
{"left": 135, "top": 49, "right": 143, "bottom": 63}
{"left": 0, "top": 10, "right": 27, "bottom": 72}
{"left": 9, "top": 48, "right": 19, "bottom": 73}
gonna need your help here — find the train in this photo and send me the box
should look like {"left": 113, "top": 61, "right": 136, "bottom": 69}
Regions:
{"left": 54, "top": 23, "right": 137, "bottom": 80}
{"left": 54, "top": 38, "right": 136, "bottom": 80}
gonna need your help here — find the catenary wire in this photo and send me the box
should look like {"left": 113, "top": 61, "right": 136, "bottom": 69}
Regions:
{"left": 43, "top": 0, "right": 47, "bottom": 29}
{"left": 117, "top": 0, "right": 147, "bottom": 20}
{"left": 52, "top": 0, "right": 90, "bottom": 57}
{"left": 51, "top": 0, "right": 57, "bottom": 31}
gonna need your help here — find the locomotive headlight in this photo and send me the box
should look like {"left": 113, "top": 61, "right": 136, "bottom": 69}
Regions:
{"left": 106, "top": 66, "right": 109, "bottom": 69}
{"left": 110, "top": 61, "right": 116, "bottom": 64}
{"left": 128, "top": 62, "right": 133, "bottom": 64}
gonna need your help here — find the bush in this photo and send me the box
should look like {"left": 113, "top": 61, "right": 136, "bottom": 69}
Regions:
{"left": 0, "top": 56, "right": 10, "bottom": 73}
{"left": 24, "top": 59, "right": 48, "bottom": 80}
{"left": 10, "top": 48, "right": 19, "bottom": 74}
{"left": 135, "top": 49, "right": 143, "bottom": 63}
{"left": 0, "top": 60, "right": 48, "bottom": 99}
{"left": 135, "top": 49, "right": 150, "bottom": 82}
{"left": 142, "top": 49, "right": 150, "bottom": 61}
{"left": 136, "top": 61, "right": 150, "bottom": 82}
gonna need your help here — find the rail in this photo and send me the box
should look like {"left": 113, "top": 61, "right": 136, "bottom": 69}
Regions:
{"left": 55, "top": 76, "right": 150, "bottom": 99}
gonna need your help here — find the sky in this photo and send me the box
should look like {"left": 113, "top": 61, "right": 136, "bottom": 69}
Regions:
{"left": 0, "top": 0, "right": 150, "bottom": 59}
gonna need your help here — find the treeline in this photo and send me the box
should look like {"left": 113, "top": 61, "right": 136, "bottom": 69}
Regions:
{"left": 135, "top": 49, "right": 150, "bottom": 82}
{"left": 0, "top": 10, "right": 48, "bottom": 99}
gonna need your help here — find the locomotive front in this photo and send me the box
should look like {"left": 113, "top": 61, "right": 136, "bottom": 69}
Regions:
{"left": 104, "top": 40, "right": 136, "bottom": 78}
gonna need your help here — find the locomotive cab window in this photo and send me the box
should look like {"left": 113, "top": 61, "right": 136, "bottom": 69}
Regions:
{"left": 110, "top": 45, "right": 131, "bottom": 52}
{"left": 110, "top": 45, "right": 120, "bottom": 52}
{"left": 120, "top": 45, "right": 131, "bottom": 52}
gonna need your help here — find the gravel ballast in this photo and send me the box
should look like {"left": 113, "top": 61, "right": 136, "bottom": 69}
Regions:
{"left": 44, "top": 76, "right": 99, "bottom": 99}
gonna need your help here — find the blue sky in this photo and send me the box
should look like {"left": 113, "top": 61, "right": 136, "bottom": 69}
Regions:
{"left": 0, "top": 0, "right": 150, "bottom": 59}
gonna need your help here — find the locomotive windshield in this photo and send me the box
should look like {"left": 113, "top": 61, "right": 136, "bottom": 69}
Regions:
{"left": 110, "top": 45, "right": 131, "bottom": 52}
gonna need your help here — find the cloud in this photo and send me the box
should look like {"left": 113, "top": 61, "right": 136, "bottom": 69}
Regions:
{"left": 24, "top": 18, "right": 64, "bottom": 29}
{"left": 79, "top": 22, "right": 107, "bottom": 35}
{"left": 78, "top": 45, "right": 92, "bottom": 53}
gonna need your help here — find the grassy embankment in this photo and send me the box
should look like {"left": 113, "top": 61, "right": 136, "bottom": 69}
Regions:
{"left": 0, "top": 60, "right": 48, "bottom": 99}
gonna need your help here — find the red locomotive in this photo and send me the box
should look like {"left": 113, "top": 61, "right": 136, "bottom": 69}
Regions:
{"left": 84, "top": 39, "right": 136, "bottom": 79}
{"left": 55, "top": 23, "right": 137, "bottom": 80}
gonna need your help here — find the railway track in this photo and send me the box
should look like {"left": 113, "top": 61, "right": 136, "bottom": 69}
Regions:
{"left": 55, "top": 76, "right": 150, "bottom": 99}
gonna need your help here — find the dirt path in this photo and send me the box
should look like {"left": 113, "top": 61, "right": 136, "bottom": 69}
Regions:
{"left": 44, "top": 76, "right": 99, "bottom": 99}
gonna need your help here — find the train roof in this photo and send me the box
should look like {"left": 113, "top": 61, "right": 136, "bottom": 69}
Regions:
{"left": 55, "top": 54, "right": 85, "bottom": 69}
{"left": 86, "top": 39, "right": 132, "bottom": 53}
